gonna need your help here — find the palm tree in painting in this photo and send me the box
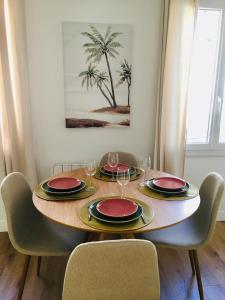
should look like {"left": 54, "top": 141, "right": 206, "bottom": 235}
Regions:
{"left": 95, "top": 71, "right": 113, "bottom": 107}
{"left": 79, "top": 64, "right": 113, "bottom": 107}
{"left": 117, "top": 59, "right": 132, "bottom": 107}
{"left": 79, "top": 63, "right": 98, "bottom": 90}
{"left": 81, "top": 25, "right": 123, "bottom": 107}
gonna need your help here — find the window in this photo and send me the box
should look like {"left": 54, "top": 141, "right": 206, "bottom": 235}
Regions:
{"left": 186, "top": 0, "right": 225, "bottom": 155}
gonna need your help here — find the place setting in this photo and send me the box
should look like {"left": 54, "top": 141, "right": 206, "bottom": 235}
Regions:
{"left": 138, "top": 175, "right": 199, "bottom": 201}
{"left": 94, "top": 152, "right": 141, "bottom": 182}
{"left": 80, "top": 168, "right": 154, "bottom": 232}
{"left": 34, "top": 160, "right": 97, "bottom": 201}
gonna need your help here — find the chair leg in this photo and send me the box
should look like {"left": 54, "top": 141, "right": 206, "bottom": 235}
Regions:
{"left": 188, "top": 250, "right": 195, "bottom": 275}
{"left": 37, "top": 256, "right": 42, "bottom": 276}
{"left": 192, "top": 250, "right": 204, "bottom": 300}
{"left": 17, "top": 255, "right": 31, "bottom": 300}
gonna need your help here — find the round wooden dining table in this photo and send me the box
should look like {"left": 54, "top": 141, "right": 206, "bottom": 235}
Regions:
{"left": 33, "top": 168, "right": 200, "bottom": 239}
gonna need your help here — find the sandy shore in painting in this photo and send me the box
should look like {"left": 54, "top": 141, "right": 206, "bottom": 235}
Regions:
{"left": 66, "top": 106, "right": 130, "bottom": 128}
{"left": 92, "top": 105, "right": 130, "bottom": 114}
{"left": 66, "top": 118, "right": 130, "bottom": 128}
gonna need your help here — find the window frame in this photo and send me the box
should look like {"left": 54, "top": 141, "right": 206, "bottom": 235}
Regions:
{"left": 186, "top": 0, "right": 225, "bottom": 157}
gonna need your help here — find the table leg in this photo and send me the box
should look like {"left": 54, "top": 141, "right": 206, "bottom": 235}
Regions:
{"left": 86, "top": 232, "right": 117, "bottom": 241}
{"left": 120, "top": 233, "right": 137, "bottom": 239}
{"left": 98, "top": 233, "right": 108, "bottom": 240}
{"left": 86, "top": 232, "right": 100, "bottom": 242}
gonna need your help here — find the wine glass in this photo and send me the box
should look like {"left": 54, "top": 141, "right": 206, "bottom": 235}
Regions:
{"left": 138, "top": 156, "right": 151, "bottom": 186}
{"left": 107, "top": 152, "right": 119, "bottom": 181}
{"left": 84, "top": 160, "right": 97, "bottom": 191}
{"left": 117, "top": 168, "right": 130, "bottom": 199}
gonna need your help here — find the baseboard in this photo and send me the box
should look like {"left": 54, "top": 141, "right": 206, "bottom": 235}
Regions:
{"left": 0, "top": 219, "right": 7, "bottom": 232}
{"left": 217, "top": 210, "right": 225, "bottom": 221}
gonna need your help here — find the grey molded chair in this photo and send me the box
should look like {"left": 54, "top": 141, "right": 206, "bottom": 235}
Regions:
{"left": 0, "top": 172, "right": 88, "bottom": 300}
{"left": 100, "top": 151, "right": 138, "bottom": 167}
{"left": 62, "top": 239, "right": 160, "bottom": 300}
{"left": 141, "top": 172, "right": 225, "bottom": 300}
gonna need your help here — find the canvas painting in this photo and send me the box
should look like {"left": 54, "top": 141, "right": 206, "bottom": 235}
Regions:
{"left": 62, "top": 22, "right": 132, "bottom": 128}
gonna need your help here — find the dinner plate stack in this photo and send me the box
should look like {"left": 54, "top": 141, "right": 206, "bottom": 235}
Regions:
{"left": 100, "top": 163, "right": 136, "bottom": 177}
{"left": 41, "top": 177, "right": 86, "bottom": 195}
{"left": 89, "top": 198, "right": 143, "bottom": 224}
{"left": 145, "top": 177, "right": 189, "bottom": 196}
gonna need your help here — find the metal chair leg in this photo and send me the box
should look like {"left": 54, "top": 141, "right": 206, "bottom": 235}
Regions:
{"left": 192, "top": 250, "right": 204, "bottom": 300}
{"left": 188, "top": 250, "right": 195, "bottom": 275}
{"left": 17, "top": 255, "right": 31, "bottom": 300}
{"left": 37, "top": 256, "right": 42, "bottom": 276}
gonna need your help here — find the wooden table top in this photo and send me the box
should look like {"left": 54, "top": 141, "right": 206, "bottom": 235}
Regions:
{"left": 33, "top": 169, "right": 200, "bottom": 234}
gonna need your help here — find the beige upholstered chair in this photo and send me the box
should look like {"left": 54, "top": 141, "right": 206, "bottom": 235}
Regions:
{"left": 0, "top": 172, "right": 88, "bottom": 300}
{"left": 100, "top": 151, "right": 138, "bottom": 167}
{"left": 141, "top": 172, "right": 225, "bottom": 300}
{"left": 62, "top": 239, "right": 160, "bottom": 300}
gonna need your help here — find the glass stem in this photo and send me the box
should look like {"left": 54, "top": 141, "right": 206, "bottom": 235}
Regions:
{"left": 143, "top": 169, "right": 146, "bottom": 183}
{"left": 89, "top": 175, "right": 92, "bottom": 187}
{"left": 121, "top": 185, "right": 124, "bottom": 198}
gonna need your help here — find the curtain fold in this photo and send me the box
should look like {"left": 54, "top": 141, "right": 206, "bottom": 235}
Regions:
{"left": 153, "top": 0, "right": 197, "bottom": 178}
{"left": 0, "top": 0, "right": 37, "bottom": 188}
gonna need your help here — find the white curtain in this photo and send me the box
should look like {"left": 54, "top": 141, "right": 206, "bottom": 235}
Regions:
{"left": 154, "top": 0, "right": 197, "bottom": 178}
{"left": 0, "top": 0, "right": 37, "bottom": 187}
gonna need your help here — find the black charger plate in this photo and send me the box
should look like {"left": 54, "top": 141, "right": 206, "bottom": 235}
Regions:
{"left": 146, "top": 179, "right": 189, "bottom": 196}
{"left": 41, "top": 180, "right": 86, "bottom": 195}
{"left": 89, "top": 201, "right": 143, "bottom": 224}
{"left": 100, "top": 166, "right": 136, "bottom": 177}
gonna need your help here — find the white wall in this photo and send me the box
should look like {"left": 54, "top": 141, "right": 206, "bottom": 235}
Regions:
{"left": 24, "top": 0, "right": 163, "bottom": 181}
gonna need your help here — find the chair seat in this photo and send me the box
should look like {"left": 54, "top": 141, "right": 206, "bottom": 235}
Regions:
{"left": 18, "top": 218, "right": 88, "bottom": 256}
{"left": 141, "top": 216, "right": 206, "bottom": 250}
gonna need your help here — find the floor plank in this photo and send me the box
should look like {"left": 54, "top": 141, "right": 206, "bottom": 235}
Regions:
{"left": 0, "top": 222, "right": 224, "bottom": 299}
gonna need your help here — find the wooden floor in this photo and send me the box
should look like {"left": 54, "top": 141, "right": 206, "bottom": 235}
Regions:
{"left": 0, "top": 222, "right": 225, "bottom": 300}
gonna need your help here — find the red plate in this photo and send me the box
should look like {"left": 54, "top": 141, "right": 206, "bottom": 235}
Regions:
{"left": 153, "top": 177, "right": 186, "bottom": 191}
{"left": 103, "top": 163, "right": 129, "bottom": 173}
{"left": 47, "top": 177, "right": 81, "bottom": 190}
{"left": 96, "top": 198, "right": 138, "bottom": 218}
